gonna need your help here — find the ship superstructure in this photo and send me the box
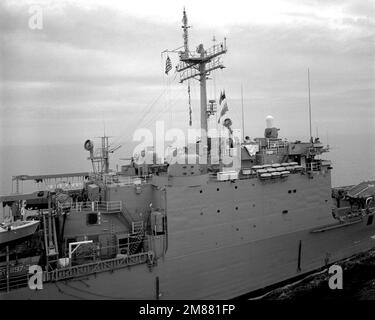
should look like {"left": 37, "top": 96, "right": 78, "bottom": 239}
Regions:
{"left": 0, "top": 10, "right": 375, "bottom": 299}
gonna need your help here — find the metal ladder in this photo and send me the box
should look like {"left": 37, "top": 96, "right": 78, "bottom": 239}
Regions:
{"left": 129, "top": 221, "right": 144, "bottom": 255}
{"left": 42, "top": 212, "right": 59, "bottom": 259}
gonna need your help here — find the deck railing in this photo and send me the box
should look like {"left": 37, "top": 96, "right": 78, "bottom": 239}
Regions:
{"left": 89, "top": 173, "right": 151, "bottom": 186}
{"left": 0, "top": 250, "right": 154, "bottom": 292}
{"left": 46, "top": 251, "right": 153, "bottom": 282}
{"left": 58, "top": 200, "right": 122, "bottom": 213}
{"left": 0, "top": 265, "right": 30, "bottom": 292}
{"left": 0, "top": 273, "right": 29, "bottom": 292}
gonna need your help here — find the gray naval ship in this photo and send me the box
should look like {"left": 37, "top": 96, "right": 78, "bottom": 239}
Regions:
{"left": 1, "top": 10, "right": 375, "bottom": 299}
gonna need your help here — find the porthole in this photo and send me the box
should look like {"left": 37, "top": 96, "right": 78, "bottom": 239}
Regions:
{"left": 235, "top": 206, "right": 239, "bottom": 210}
{"left": 217, "top": 209, "right": 221, "bottom": 213}
{"left": 199, "top": 190, "right": 203, "bottom": 193}
{"left": 235, "top": 186, "right": 238, "bottom": 189}
{"left": 282, "top": 210, "right": 288, "bottom": 214}
{"left": 293, "top": 189, "right": 297, "bottom": 193}
{"left": 288, "top": 190, "right": 291, "bottom": 194}
{"left": 217, "top": 188, "right": 220, "bottom": 191}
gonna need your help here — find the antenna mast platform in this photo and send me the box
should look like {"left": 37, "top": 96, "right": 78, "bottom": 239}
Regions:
{"left": 176, "top": 9, "right": 227, "bottom": 165}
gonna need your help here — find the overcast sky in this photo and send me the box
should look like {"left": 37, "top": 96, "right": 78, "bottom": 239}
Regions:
{"left": 0, "top": 0, "right": 374, "bottom": 147}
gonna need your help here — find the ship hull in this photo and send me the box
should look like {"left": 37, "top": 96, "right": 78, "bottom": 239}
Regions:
{"left": 2, "top": 217, "right": 374, "bottom": 299}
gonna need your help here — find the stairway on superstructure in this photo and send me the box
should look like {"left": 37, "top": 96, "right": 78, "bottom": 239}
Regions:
{"left": 42, "top": 210, "right": 59, "bottom": 269}
{"left": 116, "top": 205, "right": 145, "bottom": 255}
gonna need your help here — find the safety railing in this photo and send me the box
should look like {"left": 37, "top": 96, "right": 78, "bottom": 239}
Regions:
{"left": 0, "top": 253, "right": 154, "bottom": 292}
{"left": 58, "top": 201, "right": 122, "bottom": 213}
{"left": 89, "top": 173, "right": 151, "bottom": 186}
{"left": 46, "top": 251, "right": 154, "bottom": 282}
{"left": 0, "top": 265, "right": 30, "bottom": 292}
{"left": 0, "top": 273, "right": 29, "bottom": 292}
{"left": 46, "top": 182, "right": 84, "bottom": 191}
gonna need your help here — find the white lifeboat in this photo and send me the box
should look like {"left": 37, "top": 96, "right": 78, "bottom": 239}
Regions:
{"left": 271, "top": 172, "right": 281, "bottom": 179}
{"left": 260, "top": 173, "right": 272, "bottom": 180}
{"left": 293, "top": 165, "right": 303, "bottom": 172}
{"left": 280, "top": 171, "right": 290, "bottom": 177}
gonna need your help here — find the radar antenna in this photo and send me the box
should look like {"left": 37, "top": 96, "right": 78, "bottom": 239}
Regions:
{"left": 84, "top": 136, "right": 121, "bottom": 175}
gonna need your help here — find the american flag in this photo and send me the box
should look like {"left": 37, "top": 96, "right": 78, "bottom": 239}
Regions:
{"left": 219, "top": 90, "right": 226, "bottom": 105}
{"left": 165, "top": 56, "right": 172, "bottom": 75}
{"left": 218, "top": 90, "right": 229, "bottom": 123}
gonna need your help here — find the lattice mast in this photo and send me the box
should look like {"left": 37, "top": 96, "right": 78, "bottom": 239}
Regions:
{"left": 176, "top": 9, "right": 227, "bottom": 165}
{"left": 85, "top": 136, "right": 121, "bottom": 175}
